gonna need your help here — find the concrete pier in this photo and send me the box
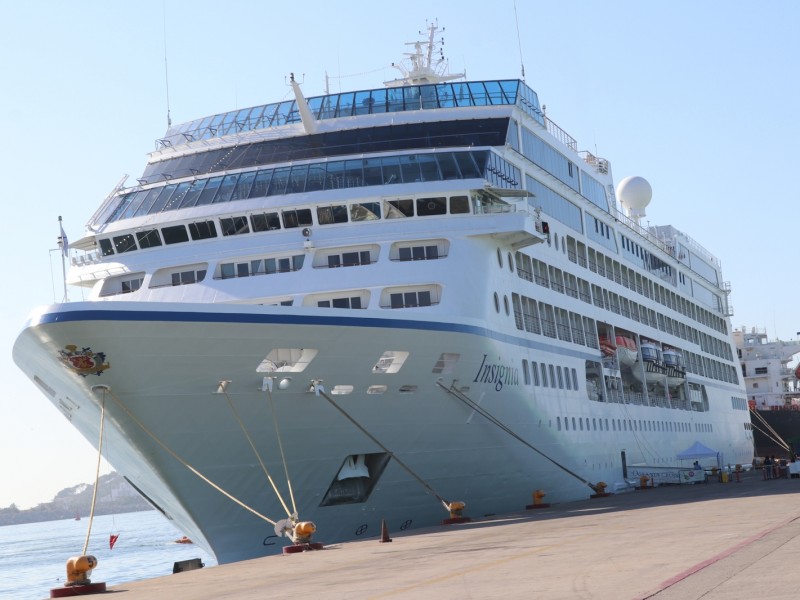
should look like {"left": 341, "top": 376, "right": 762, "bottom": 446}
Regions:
{"left": 100, "top": 470, "right": 800, "bottom": 599}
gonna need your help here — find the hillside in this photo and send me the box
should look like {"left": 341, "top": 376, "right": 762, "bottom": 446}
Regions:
{"left": 0, "top": 472, "right": 152, "bottom": 526}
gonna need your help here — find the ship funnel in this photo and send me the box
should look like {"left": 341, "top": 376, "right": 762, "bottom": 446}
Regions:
{"left": 616, "top": 176, "right": 652, "bottom": 225}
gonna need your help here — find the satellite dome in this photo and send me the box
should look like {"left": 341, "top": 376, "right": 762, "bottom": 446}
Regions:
{"left": 616, "top": 176, "right": 652, "bottom": 221}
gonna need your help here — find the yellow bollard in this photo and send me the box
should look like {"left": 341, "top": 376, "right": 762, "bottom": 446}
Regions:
{"left": 527, "top": 490, "right": 550, "bottom": 509}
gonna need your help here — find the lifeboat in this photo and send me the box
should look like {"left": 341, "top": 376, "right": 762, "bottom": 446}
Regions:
{"left": 631, "top": 340, "right": 666, "bottom": 385}
{"left": 662, "top": 346, "right": 686, "bottom": 386}
{"left": 599, "top": 336, "right": 616, "bottom": 357}
{"left": 615, "top": 335, "right": 638, "bottom": 367}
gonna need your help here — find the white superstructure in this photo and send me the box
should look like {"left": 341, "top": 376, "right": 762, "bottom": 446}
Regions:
{"left": 13, "top": 24, "right": 753, "bottom": 564}
{"left": 735, "top": 327, "right": 800, "bottom": 410}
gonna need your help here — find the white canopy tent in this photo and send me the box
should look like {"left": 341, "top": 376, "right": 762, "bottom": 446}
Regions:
{"left": 676, "top": 441, "right": 721, "bottom": 468}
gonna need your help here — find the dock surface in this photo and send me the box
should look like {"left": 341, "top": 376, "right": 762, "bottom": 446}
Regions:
{"left": 97, "top": 470, "right": 800, "bottom": 599}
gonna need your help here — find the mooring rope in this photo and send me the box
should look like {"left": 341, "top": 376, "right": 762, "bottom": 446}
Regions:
{"left": 266, "top": 385, "right": 298, "bottom": 516}
{"left": 314, "top": 384, "right": 451, "bottom": 511}
{"left": 436, "top": 381, "right": 600, "bottom": 491}
{"left": 82, "top": 390, "right": 106, "bottom": 555}
{"left": 749, "top": 408, "right": 791, "bottom": 453}
{"left": 219, "top": 386, "right": 293, "bottom": 518}
{"left": 102, "top": 386, "right": 278, "bottom": 526}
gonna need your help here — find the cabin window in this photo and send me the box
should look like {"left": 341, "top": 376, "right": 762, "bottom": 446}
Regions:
{"left": 450, "top": 195, "right": 470, "bottom": 214}
{"left": 317, "top": 296, "right": 363, "bottom": 309}
{"left": 171, "top": 269, "right": 206, "bottom": 286}
{"left": 327, "top": 251, "right": 372, "bottom": 268}
{"left": 220, "top": 216, "right": 250, "bottom": 236}
{"left": 399, "top": 245, "right": 438, "bottom": 261}
{"left": 99, "top": 238, "right": 115, "bottom": 256}
{"left": 162, "top": 225, "right": 190, "bottom": 244}
{"left": 385, "top": 198, "right": 414, "bottom": 218}
{"left": 281, "top": 208, "right": 312, "bottom": 229}
{"left": 188, "top": 221, "right": 217, "bottom": 240}
{"left": 389, "top": 290, "right": 432, "bottom": 309}
{"left": 350, "top": 202, "right": 381, "bottom": 221}
{"left": 113, "top": 234, "right": 137, "bottom": 253}
{"left": 121, "top": 278, "right": 143, "bottom": 293}
{"left": 136, "top": 229, "right": 162, "bottom": 249}
{"left": 317, "top": 205, "right": 349, "bottom": 225}
{"left": 250, "top": 211, "right": 281, "bottom": 232}
{"left": 416, "top": 197, "right": 446, "bottom": 216}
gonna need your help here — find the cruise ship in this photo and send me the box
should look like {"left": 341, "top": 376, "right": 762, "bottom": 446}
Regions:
{"left": 13, "top": 24, "right": 753, "bottom": 564}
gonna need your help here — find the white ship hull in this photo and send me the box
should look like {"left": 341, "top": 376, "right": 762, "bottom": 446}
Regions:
{"left": 13, "top": 25, "right": 754, "bottom": 565}
{"left": 14, "top": 301, "right": 753, "bottom": 563}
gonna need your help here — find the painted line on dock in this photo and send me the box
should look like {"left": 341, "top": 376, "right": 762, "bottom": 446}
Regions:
{"left": 636, "top": 513, "right": 800, "bottom": 599}
{"left": 368, "top": 532, "right": 595, "bottom": 599}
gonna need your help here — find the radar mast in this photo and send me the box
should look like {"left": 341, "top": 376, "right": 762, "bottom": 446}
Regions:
{"left": 384, "top": 21, "right": 465, "bottom": 87}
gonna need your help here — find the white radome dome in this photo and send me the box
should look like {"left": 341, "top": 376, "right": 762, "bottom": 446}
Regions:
{"left": 616, "top": 175, "right": 652, "bottom": 211}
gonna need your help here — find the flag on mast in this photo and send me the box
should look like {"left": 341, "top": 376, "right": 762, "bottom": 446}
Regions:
{"left": 58, "top": 217, "right": 69, "bottom": 257}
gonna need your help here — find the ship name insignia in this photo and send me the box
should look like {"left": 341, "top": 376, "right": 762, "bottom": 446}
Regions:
{"left": 58, "top": 344, "right": 110, "bottom": 377}
{"left": 473, "top": 354, "right": 519, "bottom": 391}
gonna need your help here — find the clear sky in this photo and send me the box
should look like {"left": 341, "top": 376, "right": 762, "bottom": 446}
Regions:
{"left": 2, "top": 0, "right": 799, "bottom": 509}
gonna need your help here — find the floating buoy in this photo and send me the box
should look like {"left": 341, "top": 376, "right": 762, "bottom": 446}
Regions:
{"left": 50, "top": 555, "right": 106, "bottom": 598}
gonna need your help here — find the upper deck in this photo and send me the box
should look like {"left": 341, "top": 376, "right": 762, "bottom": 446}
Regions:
{"left": 155, "top": 79, "right": 544, "bottom": 151}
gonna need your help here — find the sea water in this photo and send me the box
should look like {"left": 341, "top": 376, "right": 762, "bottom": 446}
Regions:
{"left": 0, "top": 510, "right": 216, "bottom": 600}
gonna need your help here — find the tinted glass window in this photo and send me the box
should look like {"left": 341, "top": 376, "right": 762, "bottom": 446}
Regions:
{"left": 450, "top": 195, "right": 470, "bottom": 214}
{"left": 136, "top": 229, "right": 162, "bottom": 249}
{"left": 416, "top": 197, "right": 446, "bottom": 216}
{"left": 196, "top": 176, "right": 222, "bottom": 206}
{"left": 113, "top": 234, "right": 137, "bottom": 253}
{"left": 250, "top": 212, "right": 281, "bottom": 232}
{"left": 220, "top": 216, "right": 250, "bottom": 236}
{"left": 162, "top": 225, "right": 189, "bottom": 244}
{"left": 99, "top": 238, "right": 114, "bottom": 256}
{"left": 188, "top": 221, "right": 217, "bottom": 240}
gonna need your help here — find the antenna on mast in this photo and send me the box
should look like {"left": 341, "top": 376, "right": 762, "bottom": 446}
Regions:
{"left": 163, "top": 1, "right": 172, "bottom": 128}
{"left": 514, "top": 1, "right": 526, "bottom": 81}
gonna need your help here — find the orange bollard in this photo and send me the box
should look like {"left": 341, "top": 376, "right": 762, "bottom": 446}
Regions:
{"left": 442, "top": 501, "right": 471, "bottom": 525}
{"left": 526, "top": 489, "right": 550, "bottom": 509}
{"left": 590, "top": 481, "right": 611, "bottom": 498}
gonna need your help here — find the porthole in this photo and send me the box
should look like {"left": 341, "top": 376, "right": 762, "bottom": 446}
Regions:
{"left": 503, "top": 295, "right": 510, "bottom": 315}
{"left": 554, "top": 233, "right": 558, "bottom": 250}
{"left": 496, "top": 248, "right": 503, "bottom": 267}
{"left": 507, "top": 252, "right": 514, "bottom": 272}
